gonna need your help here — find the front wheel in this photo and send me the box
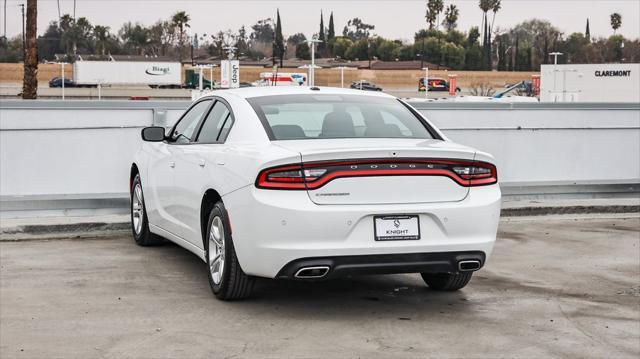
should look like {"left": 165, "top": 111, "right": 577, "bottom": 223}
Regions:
{"left": 206, "top": 201, "right": 255, "bottom": 300}
{"left": 421, "top": 272, "right": 473, "bottom": 291}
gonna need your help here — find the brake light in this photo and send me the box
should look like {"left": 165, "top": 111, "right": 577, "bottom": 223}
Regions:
{"left": 255, "top": 159, "right": 497, "bottom": 190}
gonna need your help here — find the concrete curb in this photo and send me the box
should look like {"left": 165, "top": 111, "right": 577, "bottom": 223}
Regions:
{"left": 1, "top": 222, "right": 130, "bottom": 241}
{"left": 1, "top": 203, "right": 638, "bottom": 241}
{"left": 501, "top": 204, "right": 640, "bottom": 217}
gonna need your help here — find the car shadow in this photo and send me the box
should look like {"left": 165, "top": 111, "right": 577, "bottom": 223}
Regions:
{"left": 154, "top": 240, "right": 478, "bottom": 319}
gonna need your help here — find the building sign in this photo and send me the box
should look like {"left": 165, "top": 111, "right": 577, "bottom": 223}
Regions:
{"left": 145, "top": 66, "right": 172, "bottom": 76}
{"left": 594, "top": 70, "right": 631, "bottom": 77}
{"left": 230, "top": 60, "right": 240, "bottom": 88}
{"left": 220, "top": 60, "right": 240, "bottom": 88}
{"left": 220, "top": 60, "right": 230, "bottom": 88}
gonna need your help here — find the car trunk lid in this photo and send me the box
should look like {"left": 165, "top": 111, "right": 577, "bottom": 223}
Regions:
{"left": 273, "top": 138, "right": 476, "bottom": 205}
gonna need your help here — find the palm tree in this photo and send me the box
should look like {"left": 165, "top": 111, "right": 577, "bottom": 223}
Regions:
{"left": 479, "top": 0, "right": 493, "bottom": 43}
{"left": 610, "top": 13, "right": 622, "bottom": 34}
{"left": 443, "top": 4, "right": 459, "bottom": 31}
{"left": 93, "top": 25, "right": 110, "bottom": 55}
{"left": 23, "top": 0, "right": 37, "bottom": 99}
{"left": 426, "top": 0, "right": 444, "bottom": 29}
{"left": 490, "top": 0, "right": 501, "bottom": 34}
{"left": 171, "top": 11, "right": 190, "bottom": 59}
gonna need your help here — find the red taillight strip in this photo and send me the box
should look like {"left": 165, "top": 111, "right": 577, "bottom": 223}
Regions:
{"left": 255, "top": 158, "right": 497, "bottom": 190}
{"left": 304, "top": 168, "right": 466, "bottom": 188}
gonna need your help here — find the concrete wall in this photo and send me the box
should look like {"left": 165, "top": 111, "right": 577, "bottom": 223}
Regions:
{"left": 1, "top": 100, "right": 638, "bottom": 216}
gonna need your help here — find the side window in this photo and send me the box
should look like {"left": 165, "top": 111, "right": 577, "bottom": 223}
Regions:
{"left": 171, "top": 100, "right": 212, "bottom": 144}
{"left": 196, "top": 101, "right": 232, "bottom": 143}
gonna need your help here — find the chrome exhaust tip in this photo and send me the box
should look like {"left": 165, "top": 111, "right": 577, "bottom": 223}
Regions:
{"left": 458, "top": 260, "right": 481, "bottom": 272}
{"left": 294, "top": 266, "right": 330, "bottom": 279}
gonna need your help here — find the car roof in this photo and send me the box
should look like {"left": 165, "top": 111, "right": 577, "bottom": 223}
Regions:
{"left": 206, "top": 86, "right": 394, "bottom": 100}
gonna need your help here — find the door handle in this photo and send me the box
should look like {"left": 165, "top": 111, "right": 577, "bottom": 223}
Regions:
{"left": 169, "top": 161, "right": 175, "bottom": 168}
{"left": 199, "top": 159, "right": 206, "bottom": 168}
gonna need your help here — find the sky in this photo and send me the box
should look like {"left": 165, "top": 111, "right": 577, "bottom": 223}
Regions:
{"left": 1, "top": 0, "right": 639, "bottom": 42}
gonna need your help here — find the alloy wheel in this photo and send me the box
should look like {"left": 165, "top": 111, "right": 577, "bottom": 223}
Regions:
{"left": 132, "top": 184, "right": 144, "bottom": 235}
{"left": 209, "top": 216, "right": 226, "bottom": 285}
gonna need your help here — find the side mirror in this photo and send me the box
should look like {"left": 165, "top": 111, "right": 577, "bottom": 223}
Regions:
{"left": 141, "top": 126, "right": 166, "bottom": 142}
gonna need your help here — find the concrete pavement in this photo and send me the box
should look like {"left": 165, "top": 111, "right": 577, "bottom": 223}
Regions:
{"left": 1, "top": 217, "right": 639, "bottom": 358}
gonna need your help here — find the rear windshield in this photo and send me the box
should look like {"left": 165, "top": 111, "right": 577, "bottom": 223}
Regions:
{"left": 247, "top": 94, "right": 435, "bottom": 140}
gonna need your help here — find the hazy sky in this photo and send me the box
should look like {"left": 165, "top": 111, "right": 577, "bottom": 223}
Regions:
{"left": 1, "top": 0, "right": 639, "bottom": 41}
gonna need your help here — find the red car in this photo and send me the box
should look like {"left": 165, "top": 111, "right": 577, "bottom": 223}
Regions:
{"left": 418, "top": 78, "right": 461, "bottom": 92}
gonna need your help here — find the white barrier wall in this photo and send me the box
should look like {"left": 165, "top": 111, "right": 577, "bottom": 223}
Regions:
{"left": 411, "top": 102, "right": 640, "bottom": 186}
{"left": 1, "top": 100, "right": 639, "bottom": 215}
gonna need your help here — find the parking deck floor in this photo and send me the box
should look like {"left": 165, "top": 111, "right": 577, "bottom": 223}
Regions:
{"left": 1, "top": 216, "right": 639, "bottom": 358}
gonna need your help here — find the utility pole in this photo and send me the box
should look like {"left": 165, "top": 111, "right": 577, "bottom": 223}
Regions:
{"left": 420, "top": 39, "right": 425, "bottom": 69}
{"left": 367, "top": 40, "right": 371, "bottom": 69}
{"left": 3, "top": 0, "right": 7, "bottom": 39}
{"left": 20, "top": 3, "right": 25, "bottom": 57}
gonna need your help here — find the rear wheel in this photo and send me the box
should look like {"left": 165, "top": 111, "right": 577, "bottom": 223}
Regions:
{"left": 421, "top": 272, "right": 473, "bottom": 291}
{"left": 205, "top": 201, "right": 255, "bottom": 300}
{"left": 130, "top": 174, "right": 162, "bottom": 246}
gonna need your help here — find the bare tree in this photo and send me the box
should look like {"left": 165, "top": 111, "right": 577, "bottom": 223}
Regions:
{"left": 22, "top": 0, "right": 37, "bottom": 99}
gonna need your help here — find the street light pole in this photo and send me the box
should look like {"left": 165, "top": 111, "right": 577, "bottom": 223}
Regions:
{"left": 549, "top": 51, "right": 563, "bottom": 99}
{"left": 422, "top": 67, "right": 429, "bottom": 99}
{"left": 307, "top": 39, "right": 322, "bottom": 87}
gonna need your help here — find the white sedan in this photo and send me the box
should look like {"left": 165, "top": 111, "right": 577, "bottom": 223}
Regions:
{"left": 131, "top": 86, "right": 501, "bottom": 300}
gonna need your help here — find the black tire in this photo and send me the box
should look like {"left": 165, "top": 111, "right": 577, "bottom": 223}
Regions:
{"left": 205, "top": 201, "right": 255, "bottom": 300}
{"left": 130, "top": 174, "right": 162, "bottom": 246}
{"left": 421, "top": 272, "right": 473, "bottom": 291}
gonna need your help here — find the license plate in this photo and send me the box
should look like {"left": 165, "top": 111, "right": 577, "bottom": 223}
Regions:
{"left": 374, "top": 215, "right": 420, "bottom": 241}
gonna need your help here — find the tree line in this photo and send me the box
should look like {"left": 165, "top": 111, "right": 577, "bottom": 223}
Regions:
{"left": 0, "top": 1, "right": 637, "bottom": 70}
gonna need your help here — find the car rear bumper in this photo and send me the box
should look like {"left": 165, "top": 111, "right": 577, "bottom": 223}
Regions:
{"left": 224, "top": 184, "right": 501, "bottom": 278}
{"left": 276, "top": 251, "right": 486, "bottom": 280}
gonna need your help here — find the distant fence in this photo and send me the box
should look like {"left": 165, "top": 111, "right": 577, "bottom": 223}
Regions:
{"left": 0, "top": 63, "right": 534, "bottom": 89}
{"left": 0, "top": 100, "right": 638, "bottom": 217}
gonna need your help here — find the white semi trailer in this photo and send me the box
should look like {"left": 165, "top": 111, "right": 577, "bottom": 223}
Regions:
{"left": 73, "top": 61, "right": 183, "bottom": 87}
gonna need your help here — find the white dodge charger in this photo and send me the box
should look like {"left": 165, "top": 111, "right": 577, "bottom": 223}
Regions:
{"left": 130, "top": 86, "right": 501, "bottom": 300}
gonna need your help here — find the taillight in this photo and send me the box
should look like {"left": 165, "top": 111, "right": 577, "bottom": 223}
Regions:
{"left": 255, "top": 159, "right": 497, "bottom": 190}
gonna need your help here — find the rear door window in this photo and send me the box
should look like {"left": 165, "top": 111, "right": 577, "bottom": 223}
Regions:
{"left": 196, "top": 101, "right": 232, "bottom": 143}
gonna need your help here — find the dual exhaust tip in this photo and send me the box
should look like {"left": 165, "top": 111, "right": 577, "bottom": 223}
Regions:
{"left": 293, "top": 260, "right": 481, "bottom": 279}
{"left": 294, "top": 266, "right": 330, "bottom": 279}
{"left": 458, "top": 260, "right": 481, "bottom": 272}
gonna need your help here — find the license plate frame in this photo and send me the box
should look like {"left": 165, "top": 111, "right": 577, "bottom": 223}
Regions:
{"left": 373, "top": 215, "right": 421, "bottom": 241}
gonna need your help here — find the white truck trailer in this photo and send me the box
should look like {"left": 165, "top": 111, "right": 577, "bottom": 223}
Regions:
{"left": 73, "top": 61, "right": 182, "bottom": 87}
{"left": 540, "top": 63, "right": 639, "bottom": 102}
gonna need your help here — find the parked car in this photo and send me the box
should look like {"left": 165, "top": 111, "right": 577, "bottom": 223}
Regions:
{"left": 131, "top": 87, "right": 501, "bottom": 300}
{"left": 48, "top": 77, "right": 76, "bottom": 88}
{"left": 350, "top": 80, "right": 383, "bottom": 91}
{"left": 418, "top": 77, "right": 461, "bottom": 92}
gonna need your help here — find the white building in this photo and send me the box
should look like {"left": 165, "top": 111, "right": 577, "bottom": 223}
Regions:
{"left": 540, "top": 63, "right": 640, "bottom": 103}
